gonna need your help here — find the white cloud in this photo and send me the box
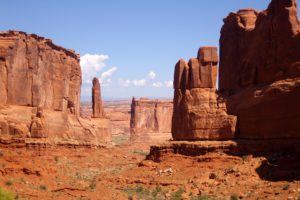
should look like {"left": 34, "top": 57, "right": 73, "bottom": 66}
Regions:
{"left": 99, "top": 67, "right": 117, "bottom": 87}
{"left": 119, "top": 79, "right": 131, "bottom": 87}
{"left": 165, "top": 80, "right": 173, "bottom": 88}
{"left": 148, "top": 71, "right": 156, "bottom": 80}
{"left": 80, "top": 54, "right": 110, "bottom": 85}
{"left": 133, "top": 79, "right": 146, "bottom": 86}
{"left": 152, "top": 82, "right": 163, "bottom": 88}
{"left": 100, "top": 67, "right": 117, "bottom": 80}
{"left": 80, "top": 53, "right": 118, "bottom": 95}
{"left": 80, "top": 54, "right": 109, "bottom": 72}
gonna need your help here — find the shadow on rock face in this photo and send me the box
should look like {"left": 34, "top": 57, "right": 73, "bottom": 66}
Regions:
{"left": 255, "top": 152, "right": 300, "bottom": 182}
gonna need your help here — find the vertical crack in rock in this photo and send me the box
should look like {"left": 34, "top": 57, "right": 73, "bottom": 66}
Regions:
{"left": 219, "top": 0, "right": 300, "bottom": 139}
{"left": 172, "top": 47, "right": 237, "bottom": 140}
{"left": 0, "top": 31, "right": 111, "bottom": 145}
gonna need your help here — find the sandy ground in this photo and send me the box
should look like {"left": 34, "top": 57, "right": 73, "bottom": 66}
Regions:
{"left": 0, "top": 143, "right": 299, "bottom": 200}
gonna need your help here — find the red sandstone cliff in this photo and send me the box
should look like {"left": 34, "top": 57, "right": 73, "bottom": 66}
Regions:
{"left": 0, "top": 31, "right": 111, "bottom": 145}
{"left": 130, "top": 98, "right": 173, "bottom": 143}
{"left": 0, "top": 31, "right": 81, "bottom": 115}
{"left": 172, "top": 47, "right": 237, "bottom": 140}
{"left": 219, "top": 0, "right": 300, "bottom": 139}
{"left": 171, "top": 0, "right": 300, "bottom": 141}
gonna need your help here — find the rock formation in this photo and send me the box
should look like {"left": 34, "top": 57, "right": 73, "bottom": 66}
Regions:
{"left": 171, "top": 0, "right": 300, "bottom": 141}
{"left": 30, "top": 107, "right": 47, "bottom": 138}
{"left": 172, "top": 47, "right": 237, "bottom": 140}
{"left": 92, "top": 77, "right": 105, "bottom": 118}
{"left": 0, "top": 31, "right": 111, "bottom": 145}
{"left": 219, "top": 0, "right": 300, "bottom": 139}
{"left": 0, "top": 31, "right": 81, "bottom": 115}
{"left": 130, "top": 98, "right": 173, "bottom": 143}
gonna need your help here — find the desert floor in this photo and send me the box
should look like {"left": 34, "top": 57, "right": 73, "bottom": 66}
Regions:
{"left": 0, "top": 142, "right": 299, "bottom": 200}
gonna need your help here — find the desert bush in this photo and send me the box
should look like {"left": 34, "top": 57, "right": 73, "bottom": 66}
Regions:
{"left": 132, "top": 150, "right": 149, "bottom": 157}
{"left": 190, "top": 195, "right": 218, "bottom": 200}
{"left": 89, "top": 179, "right": 97, "bottom": 190}
{"left": 0, "top": 188, "right": 14, "bottom": 200}
{"left": 283, "top": 183, "right": 290, "bottom": 190}
{"left": 54, "top": 156, "right": 59, "bottom": 163}
{"left": 4, "top": 181, "right": 12, "bottom": 187}
{"left": 170, "top": 188, "right": 184, "bottom": 200}
{"left": 125, "top": 185, "right": 165, "bottom": 200}
{"left": 151, "top": 186, "right": 162, "bottom": 198}
{"left": 39, "top": 185, "right": 47, "bottom": 190}
{"left": 230, "top": 194, "right": 238, "bottom": 200}
{"left": 112, "top": 135, "right": 130, "bottom": 145}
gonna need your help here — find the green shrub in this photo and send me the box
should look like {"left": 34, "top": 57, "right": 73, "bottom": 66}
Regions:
{"left": 4, "top": 181, "right": 12, "bottom": 187}
{"left": 230, "top": 194, "right": 238, "bottom": 200}
{"left": 0, "top": 188, "right": 14, "bottom": 200}
{"left": 170, "top": 188, "right": 184, "bottom": 200}
{"left": 132, "top": 150, "right": 149, "bottom": 157}
{"left": 39, "top": 185, "right": 47, "bottom": 191}
{"left": 152, "top": 186, "right": 162, "bottom": 198}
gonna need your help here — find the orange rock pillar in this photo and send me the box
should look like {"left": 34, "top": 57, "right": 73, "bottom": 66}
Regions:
{"left": 172, "top": 47, "right": 237, "bottom": 140}
{"left": 92, "top": 77, "right": 105, "bottom": 118}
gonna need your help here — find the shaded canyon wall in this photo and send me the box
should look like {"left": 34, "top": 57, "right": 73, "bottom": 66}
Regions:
{"left": 171, "top": 0, "right": 300, "bottom": 141}
{"left": 219, "top": 0, "right": 300, "bottom": 139}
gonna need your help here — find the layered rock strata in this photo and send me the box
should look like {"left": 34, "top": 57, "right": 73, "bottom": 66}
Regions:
{"left": 172, "top": 47, "right": 237, "bottom": 140}
{"left": 130, "top": 98, "right": 173, "bottom": 143}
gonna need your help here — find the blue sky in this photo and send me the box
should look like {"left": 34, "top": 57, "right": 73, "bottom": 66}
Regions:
{"left": 1, "top": 0, "right": 271, "bottom": 99}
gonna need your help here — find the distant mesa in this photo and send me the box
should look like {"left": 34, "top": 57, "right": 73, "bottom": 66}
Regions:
{"left": 130, "top": 97, "right": 173, "bottom": 144}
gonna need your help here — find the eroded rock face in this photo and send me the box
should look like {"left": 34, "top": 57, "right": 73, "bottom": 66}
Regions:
{"left": 92, "top": 78, "right": 105, "bottom": 118}
{"left": 130, "top": 98, "right": 173, "bottom": 143}
{"left": 219, "top": 0, "right": 300, "bottom": 139}
{"left": 172, "top": 47, "right": 237, "bottom": 140}
{"left": 220, "top": 0, "right": 300, "bottom": 91}
{"left": 0, "top": 31, "right": 111, "bottom": 145}
{"left": 30, "top": 107, "right": 47, "bottom": 138}
{"left": 0, "top": 31, "right": 81, "bottom": 115}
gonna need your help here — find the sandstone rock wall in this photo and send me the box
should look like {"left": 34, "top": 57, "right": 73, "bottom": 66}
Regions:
{"left": 219, "top": 0, "right": 300, "bottom": 139}
{"left": 0, "top": 31, "right": 111, "bottom": 145}
{"left": 172, "top": 47, "right": 237, "bottom": 140}
{"left": 220, "top": 1, "right": 300, "bottom": 92}
{"left": 130, "top": 98, "right": 172, "bottom": 143}
{"left": 0, "top": 31, "right": 81, "bottom": 115}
